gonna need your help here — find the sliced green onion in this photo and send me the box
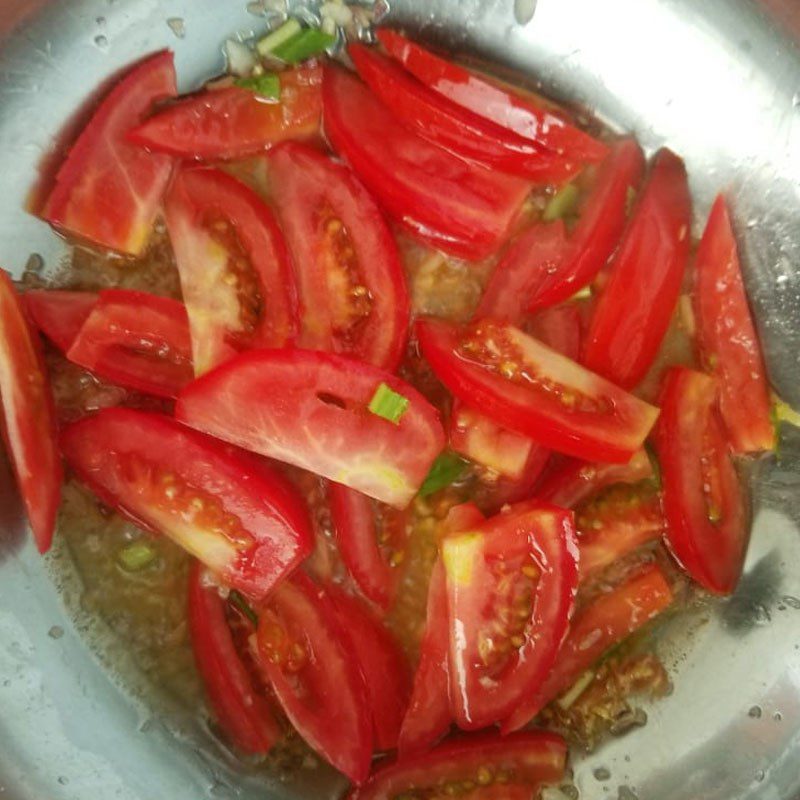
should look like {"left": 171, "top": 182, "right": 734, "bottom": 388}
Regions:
{"left": 256, "top": 18, "right": 302, "bottom": 56}
{"left": 117, "top": 541, "right": 157, "bottom": 572}
{"left": 234, "top": 73, "right": 281, "bottom": 99}
{"left": 772, "top": 393, "right": 800, "bottom": 428}
{"left": 418, "top": 452, "right": 468, "bottom": 498}
{"left": 368, "top": 383, "right": 409, "bottom": 424}
{"left": 542, "top": 183, "right": 579, "bottom": 222}
{"left": 229, "top": 590, "right": 259, "bottom": 627}
{"left": 271, "top": 28, "right": 336, "bottom": 63}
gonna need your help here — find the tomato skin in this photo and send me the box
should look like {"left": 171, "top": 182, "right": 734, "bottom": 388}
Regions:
{"left": 176, "top": 348, "right": 445, "bottom": 508}
{"left": 694, "top": 195, "right": 774, "bottom": 453}
{"left": 60, "top": 408, "right": 314, "bottom": 599}
{"left": 527, "top": 139, "right": 646, "bottom": 310}
{"left": 503, "top": 563, "right": 673, "bottom": 732}
{"left": 187, "top": 563, "right": 280, "bottom": 753}
{"left": 256, "top": 573, "right": 373, "bottom": 783}
{"left": 0, "top": 271, "right": 62, "bottom": 553}
{"left": 24, "top": 290, "right": 98, "bottom": 353}
{"left": 655, "top": 367, "right": 747, "bottom": 594}
{"left": 583, "top": 149, "right": 692, "bottom": 388}
{"left": 349, "top": 45, "right": 578, "bottom": 184}
{"left": 376, "top": 29, "right": 607, "bottom": 164}
{"left": 266, "top": 142, "right": 409, "bottom": 370}
{"left": 418, "top": 317, "right": 659, "bottom": 464}
{"left": 349, "top": 729, "right": 567, "bottom": 800}
{"left": 322, "top": 65, "right": 531, "bottom": 261}
{"left": 42, "top": 51, "right": 176, "bottom": 256}
{"left": 164, "top": 166, "right": 297, "bottom": 375}
{"left": 66, "top": 289, "right": 194, "bottom": 399}
{"left": 327, "top": 586, "right": 411, "bottom": 752}
{"left": 129, "top": 64, "right": 322, "bottom": 160}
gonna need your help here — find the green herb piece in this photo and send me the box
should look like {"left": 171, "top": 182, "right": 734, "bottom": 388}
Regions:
{"left": 234, "top": 73, "right": 281, "bottom": 99}
{"left": 542, "top": 182, "right": 580, "bottom": 222}
{"left": 256, "top": 18, "right": 302, "bottom": 56}
{"left": 117, "top": 541, "right": 157, "bottom": 572}
{"left": 229, "top": 590, "right": 259, "bottom": 627}
{"left": 772, "top": 393, "right": 800, "bottom": 428}
{"left": 271, "top": 28, "right": 336, "bottom": 63}
{"left": 418, "top": 452, "right": 468, "bottom": 498}
{"left": 368, "top": 383, "right": 410, "bottom": 424}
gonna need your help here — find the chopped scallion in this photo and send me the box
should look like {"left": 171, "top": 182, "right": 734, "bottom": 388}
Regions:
{"left": 271, "top": 28, "right": 336, "bottom": 63}
{"left": 234, "top": 73, "right": 281, "bottom": 99}
{"left": 418, "top": 452, "right": 468, "bottom": 498}
{"left": 368, "top": 383, "right": 410, "bottom": 424}
{"left": 117, "top": 541, "right": 157, "bottom": 572}
{"left": 772, "top": 393, "right": 800, "bottom": 428}
{"left": 256, "top": 18, "right": 302, "bottom": 56}
{"left": 542, "top": 183, "right": 579, "bottom": 222}
{"left": 229, "top": 590, "right": 259, "bottom": 627}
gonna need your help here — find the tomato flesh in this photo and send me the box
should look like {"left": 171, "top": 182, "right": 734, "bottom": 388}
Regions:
{"left": 266, "top": 142, "right": 409, "bottom": 370}
{"left": 176, "top": 348, "right": 445, "bottom": 508}
{"left": 165, "top": 166, "right": 297, "bottom": 375}
{"left": 0, "top": 271, "right": 62, "bottom": 552}
{"left": 60, "top": 408, "right": 313, "bottom": 598}
{"left": 323, "top": 65, "right": 532, "bottom": 261}
{"left": 694, "top": 195, "right": 774, "bottom": 453}
{"left": 655, "top": 367, "right": 747, "bottom": 594}
{"left": 129, "top": 64, "right": 322, "bottom": 160}
{"left": 24, "top": 290, "right": 97, "bottom": 353}
{"left": 42, "top": 51, "right": 176, "bottom": 256}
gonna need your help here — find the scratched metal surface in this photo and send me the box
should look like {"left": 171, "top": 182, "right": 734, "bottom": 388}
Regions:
{"left": 0, "top": 1, "right": 799, "bottom": 799}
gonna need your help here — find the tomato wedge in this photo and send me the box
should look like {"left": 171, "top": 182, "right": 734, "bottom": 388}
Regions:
{"left": 327, "top": 482, "right": 408, "bottom": 612}
{"left": 418, "top": 318, "right": 659, "bottom": 463}
{"left": 350, "top": 730, "right": 567, "bottom": 800}
{"left": 349, "top": 44, "right": 578, "bottom": 184}
{"left": 527, "top": 139, "right": 645, "bottom": 310}
{"left": 164, "top": 166, "right": 296, "bottom": 375}
{"left": 583, "top": 149, "right": 692, "bottom": 388}
{"left": 129, "top": 64, "right": 322, "bottom": 160}
{"left": 398, "top": 503, "right": 484, "bottom": 756}
{"left": 655, "top": 367, "right": 747, "bottom": 594}
{"left": 327, "top": 586, "right": 411, "bottom": 752}
{"left": 376, "top": 29, "right": 607, "bottom": 164}
{"left": 187, "top": 562, "right": 280, "bottom": 753}
{"left": 60, "top": 408, "right": 313, "bottom": 598}
{"left": 42, "top": 51, "right": 176, "bottom": 256}
{"left": 0, "top": 271, "right": 62, "bottom": 552}
{"left": 503, "top": 563, "right": 673, "bottom": 732}
{"left": 67, "top": 289, "right": 193, "bottom": 399}
{"left": 176, "top": 348, "right": 445, "bottom": 508}
{"left": 266, "top": 142, "right": 409, "bottom": 370}
{"left": 24, "top": 290, "right": 97, "bottom": 353}
{"left": 256, "top": 573, "right": 372, "bottom": 783}
{"left": 323, "top": 65, "right": 531, "bottom": 261}
{"left": 694, "top": 195, "right": 774, "bottom": 453}
{"left": 441, "top": 502, "right": 579, "bottom": 729}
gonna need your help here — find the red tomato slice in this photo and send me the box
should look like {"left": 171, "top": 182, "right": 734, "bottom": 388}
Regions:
{"left": 376, "top": 29, "right": 607, "bottom": 164}
{"left": 176, "top": 348, "right": 445, "bottom": 508}
{"left": 42, "top": 51, "right": 176, "bottom": 256}
{"left": 129, "top": 64, "right": 322, "bottom": 160}
{"left": 442, "top": 502, "right": 579, "bottom": 729}
{"left": 164, "top": 166, "right": 296, "bottom": 375}
{"left": 66, "top": 289, "right": 193, "bottom": 399}
{"left": 327, "top": 586, "right": 411, "bottom": 752}
{"left": 418, "top": 317, "right": 659, "bottom": 463}
{"left": 503, "top": 563, "right": 673, "bottom": 731}
{"left": 655, "top": 367, "right": 747, "bottom": 594}
{"left": 266, "top": 142, "right": 409, "bottom": 370}
{"left": 256, "top": 573, "right": 372, "bottom": 783}
{"left": 24, "top": 290, "right": 98, "bottom": 353}
{"left": 0, "top": 271, "right": 62, "bottom": 552}
{"left": 398, "top": 504, "right": 484, "bottom": 756}
{"left": 527, "top": 139, "right": 645, "bottom": 310}
{"left": 187, "top": 562, "right": 280, "bottom": 753}
{"left": 583, "top": 149, "right": 692, "bottom": 388}
{"left": 322, "top": 65, "right": 531, "bottom": 261}
{"left": 327, "top": 482, "right": 408, "bottom": 612}
{"left": 60, "top": 408, "right": 313, "bottom": 598}
{"left": 350, "top": 729, "right": 567, "bottom": 800}
{"left": 694, "top": 195, "right": 774, "bottom": 453}
{"left": 536, "top": 448, "right": 654, "bottom": 508}
{"left": 349, "top": 44, "right": 578, "bottom": 184}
